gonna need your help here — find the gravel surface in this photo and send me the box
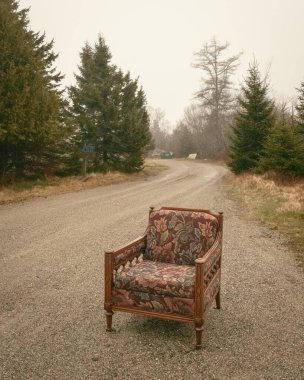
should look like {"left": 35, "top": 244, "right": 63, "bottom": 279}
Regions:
{"left": 1, "top": 160, "right": 303, "bottom": 380}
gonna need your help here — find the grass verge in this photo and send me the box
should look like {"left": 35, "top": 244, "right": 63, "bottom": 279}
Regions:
{"left": 225, "top": 172, "right": 304, "bottom": 265}
{"left": 0, "top": 160, "right": 169, "bottom": 205}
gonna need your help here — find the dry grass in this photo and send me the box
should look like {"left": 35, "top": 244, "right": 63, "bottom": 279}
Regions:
{"left": 234, "top": 172, "right": 304, "bottom": 213}
{"left": 0, "top": 160, "right": 168, "bottom": 205}
{"left": 226, "top": 172, "right": 304, "bottom": 264}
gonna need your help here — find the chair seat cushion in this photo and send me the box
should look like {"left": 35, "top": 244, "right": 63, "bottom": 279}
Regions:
{"left": 114, "top": 260, "right": 195, "bottom": 299}
{"left": 112, "top": 288, "right": 195, "bottom": 316}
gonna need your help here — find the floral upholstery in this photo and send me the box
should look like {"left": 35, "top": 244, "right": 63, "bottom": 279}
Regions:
{"left": 112, "top": 288, "right": 195, "bottom": 315}
{"left": 114, "top": 260, "right": 195, "bottom": 298}
{"left": 144, "top": 209, "right": 219, "bottom": 265}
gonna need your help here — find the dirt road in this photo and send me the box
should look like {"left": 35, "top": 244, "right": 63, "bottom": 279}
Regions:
{"left": 1, "top": 160, "right": 303, "bottom": 380}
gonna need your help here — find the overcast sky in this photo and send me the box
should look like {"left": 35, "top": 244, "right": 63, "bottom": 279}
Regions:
{"left": 18, "top": 0, "right": 304, "bottom": 126}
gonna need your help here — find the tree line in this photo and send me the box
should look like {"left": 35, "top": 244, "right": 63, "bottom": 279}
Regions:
{"left": 0, "top": 0, "right": 152, "bottom": 183}
{"left": 150, "top": 39, "right": 304, "bottom": 177}
{"left": 230, "top": 62, "right": 304, "bottom": 176}
{"left": 1, "top": 1, "right": 304, "bottom": 184}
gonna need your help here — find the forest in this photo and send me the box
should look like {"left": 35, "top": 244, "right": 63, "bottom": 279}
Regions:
{"left": 1, "top": 0, "right": 304, "bottom": 185}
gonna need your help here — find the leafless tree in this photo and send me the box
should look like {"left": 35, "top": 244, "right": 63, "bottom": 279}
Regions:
{"left": 193, "top": 38, "right": 242, "bottom": 150}
{"left": 182, "top": 104, "right": 206, "bottom": 156}
{"left": 148, "top": 107, "right": 171, "bottom": 151}
{"left": 273, "top": 97, "right": 297, "bottom": 128}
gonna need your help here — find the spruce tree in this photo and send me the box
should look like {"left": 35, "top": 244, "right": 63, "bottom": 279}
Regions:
{"left": 69, "top": 36, "right": 152, "bottom": 172}
{"left": 0, "top": 0, "right": 65, "bottom": 181}
{"left": 116, "top": 73, "right": 151, "bottom": 171}
{"left": 258, "top": 123, "right": 304, "bottom": 177}
{"left": 69, "top": 38, "right": 116, "bottom": 171}
{"left": 229, "top": 61, "right": 274, "bottom": 173}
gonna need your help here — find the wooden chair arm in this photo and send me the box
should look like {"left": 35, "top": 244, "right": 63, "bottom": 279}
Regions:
{"left": 194, "top": 233, "right": 222, "bottom": 287}
{"left": 104, "top": 235, "right": 146, "bottom": 312}
{"left": 195, "top": 210, "right": 223, "bottom": 274}
{"left": 194, "top": 235, "right": 222, "bottom": 316}
{"left": 195, "top": 233, "right": 222, "bottom": 272}
{"left": 111, "top": 235, "right": 147, "bottom": 269}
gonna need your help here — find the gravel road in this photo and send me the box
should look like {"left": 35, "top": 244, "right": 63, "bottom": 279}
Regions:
{"left": 1, "top": 160, "right": 303, "bottom": 380}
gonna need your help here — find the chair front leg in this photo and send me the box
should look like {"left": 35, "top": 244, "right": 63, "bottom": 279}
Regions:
{"left": 194, "top": 261, "right": 205, "bottom": 349}
{"left": 215, "top": 289, "right": 221, "bottom": 309}
{"left": 104, "top": 250, "right": 114, "bottom": 332}
{"left": 195, "top": 318, "right": 204, "bottom": 349}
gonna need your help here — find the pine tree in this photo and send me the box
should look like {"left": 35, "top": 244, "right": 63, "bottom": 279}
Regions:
{"left": 69, "top": 36, "right": 152, "bottom": 172}
{"left": 0, "top": 0, "right": 65, "bottom": 181}
{"left": 258, "top": 123, "right": 304, "bottom": 177}
{"left": 229, "top": 61, "right": 274, "bottom": 173}
{"left": 69, "top": 38, "right": 116, "bottom": 171}
{"left": 115, "top": 74, "right": 151, "bottom": 171}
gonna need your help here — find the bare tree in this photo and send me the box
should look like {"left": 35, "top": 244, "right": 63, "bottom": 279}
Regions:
{"left": 182, "top": 103, "right": 225, "bottom": 158}
{"left": 273, "top": 97, "right": 294, "bottom": 127}
{"left": 170, "top": 121, "right": 196, "bottom": 157}
{"left": 148, "top": 107, "right": 171, "bottom": 151}
{"left": 182, "top": 104, "right": 205, "bottom": 156}
{"left": 193, "top": 38, "right": 242, "bottom": 150}
{"left": 148, "top": 107, "right": 166, "bottom": 130}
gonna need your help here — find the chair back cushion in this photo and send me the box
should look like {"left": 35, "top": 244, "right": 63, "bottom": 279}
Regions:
{"left": 144, "top": 209, "right": 219, "bottom": 265}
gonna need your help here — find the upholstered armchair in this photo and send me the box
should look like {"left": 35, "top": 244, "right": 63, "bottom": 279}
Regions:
{"left": 104, "top": 206, "right": 223, "bottom": 349}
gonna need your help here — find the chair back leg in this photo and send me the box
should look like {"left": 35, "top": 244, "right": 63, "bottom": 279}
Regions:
{"left": 106, "top": 311, "right": 113, "bottom": 332}
{"left": 215, "top": 290, "right": 221, "bottom": 309}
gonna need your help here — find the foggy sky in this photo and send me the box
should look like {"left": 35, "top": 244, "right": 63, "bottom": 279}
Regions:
{"left": 18, "top": 0, "right": 304, "bottom": 126}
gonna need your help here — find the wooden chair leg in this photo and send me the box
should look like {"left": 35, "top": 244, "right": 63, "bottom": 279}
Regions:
{"left": 215, "top": 290, "right": 221, "bottom": 309}
{"left": 195, "top": 321, "right": 204, "bottom": 349}
{"left": 106, "top": 311, "right": 113, "bottom": 332}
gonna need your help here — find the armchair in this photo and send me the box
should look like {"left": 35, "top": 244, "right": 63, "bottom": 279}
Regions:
{"left": 104, "top": 206, "right": 223, "bottom": 349}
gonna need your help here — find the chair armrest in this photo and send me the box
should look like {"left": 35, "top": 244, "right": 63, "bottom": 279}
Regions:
{"left": 195, "top": 232, "right": 222, "bottom": 276}
{"left": 104, "top": 236, "right": 146, "bottom": 310}
{"left": 194, "top": 233, "right": 222, "bottom": 315}
{"left": 195, "top": 232, "right": 222, "bottom": 287}
{"left": 195, "top": 210, "right": 223, "bottom": 275}
{"left": 112, "top": 235, "right": 147, "bottom": 269}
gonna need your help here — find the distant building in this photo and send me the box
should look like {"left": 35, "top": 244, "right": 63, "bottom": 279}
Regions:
{"left": 151, "top": 149, "right": 173, "bottom": 159}
{"left": 160, "top": 151, "right": 174, "bottom": 159}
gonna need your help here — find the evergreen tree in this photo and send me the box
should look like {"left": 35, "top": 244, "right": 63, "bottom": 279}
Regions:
{"left": 229, "top": 61, "right": 275, "bottom": 173}
{"left": 69, "top": 39, "right": 116, "bottom": 171}
{"left": 0, "top": 0, "right": 65, "bottom": 182}
{"left": 69, "top": 36, "right": 152, "bottom": 172}
{"left": 116, "top": 74, "right": 151, "bottom": 171}
{"left": 258, "top": 123, "right": 304, "bottom": 177}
